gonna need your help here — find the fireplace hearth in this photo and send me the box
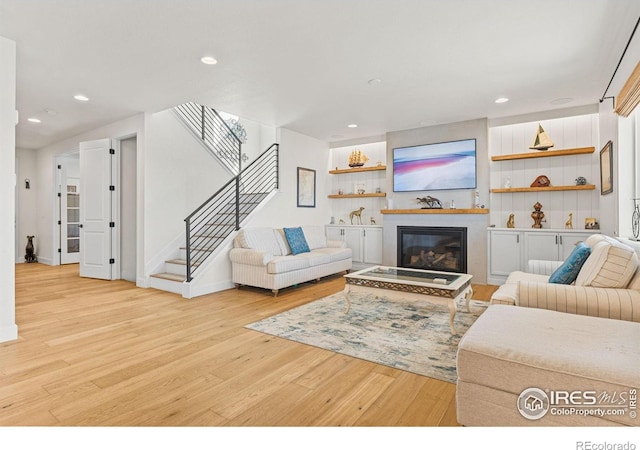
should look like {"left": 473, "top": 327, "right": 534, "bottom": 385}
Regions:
{"left": 397, "top": 226, "right": 467, "bottom": 274}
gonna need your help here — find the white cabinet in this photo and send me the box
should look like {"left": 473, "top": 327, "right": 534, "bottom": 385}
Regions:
{"left": 326, "top": 225, "right": 382, "bottom": 267}
{"left": 488, "top": 228, "right": 597, "bottom": 284}
{"left": 488, "top": 230, "right": 522, "bottom": 278}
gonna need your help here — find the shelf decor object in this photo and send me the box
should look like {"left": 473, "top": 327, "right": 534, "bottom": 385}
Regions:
{"left": 348, "top": 149, "right": 369, "bottom": 167}
{"left": 600, "top": 140, "right": 613, "bottom": 195}
{"left": 529, "top": 123, "right": 554, "bottom": 150}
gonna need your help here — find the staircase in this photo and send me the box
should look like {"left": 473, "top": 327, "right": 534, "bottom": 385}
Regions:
{"left": 148, "top": 102, "right": 279, "bottom": 295}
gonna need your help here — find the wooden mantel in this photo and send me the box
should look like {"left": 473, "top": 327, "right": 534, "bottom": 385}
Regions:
{"left": 381, "top": 208, "right": 489, "bottom": 215}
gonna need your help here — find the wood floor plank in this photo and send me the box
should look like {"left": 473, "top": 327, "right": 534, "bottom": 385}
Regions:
{"left": 0, "top": 262, "right": 499, "bottom": 426}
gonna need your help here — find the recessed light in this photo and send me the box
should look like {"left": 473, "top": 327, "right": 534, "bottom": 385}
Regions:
{"left": 200, "top": 56, "right": 218, "bottom": 65}
{"left": 44, "top": 108, "right": 57, "bottom": 116}
{"left": 367, "top": 78, "right": 382, "bottom": 86}
{"left": 27, "top": 117, "right": 41, "bottom": 123}
{"left": 495, "top": 97, "right": 509, "bottom": 104}
{"left": 74, "top": 94, "right": 90, "bottom": 102}
{"left": 347, "top": 124, "right": 358, "bottom": 128}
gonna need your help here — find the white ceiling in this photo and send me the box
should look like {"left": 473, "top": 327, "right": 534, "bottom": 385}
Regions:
{"left": 2, "top": 0, "right": 640, "bottom": 150}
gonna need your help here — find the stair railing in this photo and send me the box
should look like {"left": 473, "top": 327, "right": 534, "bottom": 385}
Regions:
{"left": 184, "top": 143, "right": 279, "bottom": 282}
{"left": 174, "top": 102, "right": 242, "bottom": 175}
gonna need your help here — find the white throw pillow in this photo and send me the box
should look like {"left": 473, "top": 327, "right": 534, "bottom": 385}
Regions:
{"left": 584, "top": 234, "right": 606, "bottom": 248}
{"left": 237, "top": 227, "right": 283, "bottom": 256}
{"left": 575, "top": 237, "right": 638, "bottom": 288}
{"left": 302, "top": 225, "right": 328, "bottom": 250}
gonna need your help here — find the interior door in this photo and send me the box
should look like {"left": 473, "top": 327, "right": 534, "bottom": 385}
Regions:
{"left": 79, "top": 138, "right": 119, "bottom": 280}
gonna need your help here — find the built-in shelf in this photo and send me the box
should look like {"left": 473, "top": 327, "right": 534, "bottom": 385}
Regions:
{"left": 329, "top": 165, "right": 386, "bottom": 174}
{"left": 490, "top": 146, "right": 595, "bottom": 161}
{"left": 491, "top": 184, "right": 596, "bottom": 193}
{"left": 381, "top": 208, "right": 489, "bottom": 215}
{"left": 328, "top": 193, "right": 387, "bottom": 198}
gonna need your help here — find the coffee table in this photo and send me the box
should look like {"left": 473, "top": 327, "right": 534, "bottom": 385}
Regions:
{"left": 343, "top": 266, "right": 473, "bottom": 335}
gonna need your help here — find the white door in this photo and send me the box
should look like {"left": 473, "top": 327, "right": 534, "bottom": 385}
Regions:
{"left": 61, "top": 177, "right": 81, "bottom": 264}
{"left": 79, "top": 139, "right": 120, "bottom": 280}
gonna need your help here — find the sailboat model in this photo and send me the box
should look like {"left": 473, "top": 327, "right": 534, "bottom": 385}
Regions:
{"left": 529, "top": 124, "right": 554, "bottom": 151}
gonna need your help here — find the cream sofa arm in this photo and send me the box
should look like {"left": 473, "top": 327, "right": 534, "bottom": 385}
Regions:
{"left": 327, "top": 240, "right": 346, "bottom": 248}
{"left": 229, "top": 248, "right": 275, "bottom": 266}
{"left": 517, "top": 280, "right": 640, "bottom": 323}
{"left": 526, "top": 260, "right": 563, "bottom": 275}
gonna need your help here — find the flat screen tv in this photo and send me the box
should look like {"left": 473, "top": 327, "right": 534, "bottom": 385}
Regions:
{"left": 393, "top": 138, "right": 477, "bottom": 192}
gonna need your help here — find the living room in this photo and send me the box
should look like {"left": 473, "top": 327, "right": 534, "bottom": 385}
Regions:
{"left": 2, "top": 1, "right": 640, "bottom": 447}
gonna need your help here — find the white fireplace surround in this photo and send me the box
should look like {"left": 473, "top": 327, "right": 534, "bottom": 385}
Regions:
{"left": 382, "top": 213, "right": 488, "bottom": 284}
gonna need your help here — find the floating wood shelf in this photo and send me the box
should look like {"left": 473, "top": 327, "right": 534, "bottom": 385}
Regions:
{"left": 328, "top": 193, "right": 387, "bottom": 198}
{"left": 329, "top": 165, "right": 386, "bottom": 174}
{"left": 491, "top": 184, "right": 596, "bottom": 193}
{"left": 381, "top": 208, "right": 489, "bottom": 215}
{"left": 491, "top": 147, "right": 595, "bottom": 161}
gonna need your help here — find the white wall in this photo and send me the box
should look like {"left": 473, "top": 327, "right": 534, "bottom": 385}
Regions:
{"left": 489, "top": 113, "right": 600, "bottom": 230}
{"left": 617, "top": 107, "right": 639, "bottom": 239}
{"left": 121, "top": 137, "right": 137, "bottom": 282}
{"left": 384, "top": 119, "right": 490, "bottom": 283}
{"left": 0, "top": 36, "right": 18, "bottom": 343}
{"left": 16, "top": 148, "right": 37, "bottom": 262}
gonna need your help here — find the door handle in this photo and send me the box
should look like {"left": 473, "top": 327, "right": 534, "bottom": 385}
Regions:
{"left": 78, "top": 224, "right": 83, "bottom": 228}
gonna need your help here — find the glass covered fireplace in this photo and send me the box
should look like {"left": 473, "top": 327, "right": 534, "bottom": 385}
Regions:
{"left": 397, "top": 226, "right": 467, "bottom": 274}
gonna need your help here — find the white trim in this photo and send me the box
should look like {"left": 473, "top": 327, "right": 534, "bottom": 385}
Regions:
{"left": 0, "top": 324, "right": 18, "bottom": 343}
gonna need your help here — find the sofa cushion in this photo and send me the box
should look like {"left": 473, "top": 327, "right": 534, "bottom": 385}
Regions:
{"left": 283, "top": 227, "right": 310, "bottom": 255}
{"left": 236, "top": 227, "right": 283, "bottom": 256}
{"left": 267, "top": 255, "right": 310, "bottom": 274}
{"left": 489, "top": 271, "right": 549, "bottom": 305}
{"left": 297, "top": 251, "right": 332, "bottom": 267}
{"left": 548, "top": 242, "right": 591, "bottom": 284}
{"left": 617, "top": 237, "right": 640, "bottom": 291}
{"left": 302, "top": 225, "right": 327, "bottom": 250}
{"left": 576, "top": 237, "right": 638, "bottom": 288}
{"left": 274, "top": 229, "right": 292, "bottom": 255}
{"left": 310, "top": 247, "right": 352, "bottom": 263}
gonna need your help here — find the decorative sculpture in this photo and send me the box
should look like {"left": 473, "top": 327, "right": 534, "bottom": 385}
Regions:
{"left": 529, "top": 124, "right": 554, "bottom": 151}
{"left": 506, "top": 214, "right": 515, "bottom": 228}
{"left": 25, "top": 235, "right": 37, "bottom": 263}
{"left": 370, "top": 217, "right": 376, "bottom": 225}
{"left": 575, "top": 176, "right": 587, "bottom": 186}
{"left": 349, "top": 207, "right": 365, "bottom": 224}
{"left": 565, "top": 213, "right": 573, "bottom": 229}
{"left": 531, "top": 202, "right": 545, "bottom": 229}
{"left": 416, "top": 196, "right": 443, "bottom": 209}
{"left": 530, "top": 175, "right": 551, "bottom": 188}
{"left": 348, "top": 150, "right": 369, "bottom": 167}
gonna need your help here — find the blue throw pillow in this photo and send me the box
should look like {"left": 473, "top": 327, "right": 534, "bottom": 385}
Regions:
{"left": 283, "top": 227, "right": 310, "bottom": 255}
{"left": 549, "top": 242, "right": 591, "bottom": 284}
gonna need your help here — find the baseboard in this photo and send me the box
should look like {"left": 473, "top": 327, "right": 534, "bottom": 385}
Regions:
{"left": 33, "top": 257, "right": 54, "bottom": 266}
{"left": 0, "top": 323, "right": 18, "bottom": 343}
{"left": 182, "top": 279, "right": 235, "bottom": 299}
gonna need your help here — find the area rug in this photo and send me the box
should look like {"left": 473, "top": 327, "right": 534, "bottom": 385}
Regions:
{"left": 245, "top": 291, "right": 488, "bottom": 384}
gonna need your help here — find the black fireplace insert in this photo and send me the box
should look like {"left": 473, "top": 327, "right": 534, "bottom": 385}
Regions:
{"left": 397, "top": 226, "right": 467, "bottom": 274}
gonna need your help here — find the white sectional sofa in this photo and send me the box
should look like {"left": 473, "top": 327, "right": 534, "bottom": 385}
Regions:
{"left": 457, "top": 234, "right": 640, "bottom": 426}
{"left": 229, "top": 226, "right": 352, "bottom": 295}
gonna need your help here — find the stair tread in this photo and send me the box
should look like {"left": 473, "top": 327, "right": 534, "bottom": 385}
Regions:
{"left": 166, "top": 259, "right": 187, "bottom": 265}
{"left": 150, "top": 272, "right": 186, "bottom": 282}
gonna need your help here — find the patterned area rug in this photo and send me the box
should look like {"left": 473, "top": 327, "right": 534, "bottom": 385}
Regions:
{"left": 245, "top": 291, "right": 488, "bottom": 384}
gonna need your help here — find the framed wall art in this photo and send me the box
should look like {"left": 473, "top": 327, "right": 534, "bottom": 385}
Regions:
{"left": 297, "top": 167, "right": 316, "bottom": 207}
{"left": 600, "top": 140, "right": 613, "bottom": 195}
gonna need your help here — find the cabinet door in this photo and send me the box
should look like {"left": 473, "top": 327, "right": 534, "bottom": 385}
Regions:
{"left": 558, "top": 233, "right": 592, "bottom": 260}
{"left": 344, "top": 227, "right": 363, "bottom": 262}
{"left": 325, "top": 226, "right": 343, "bottom": 242}
{"left": 363, "top": 227, "right": 383, "bottom": 264}
{"left": 524, "top": 232, "right": 560, "bottom": 261}
{"left": 489, "top": 231, "right": 522, "bottom": 276}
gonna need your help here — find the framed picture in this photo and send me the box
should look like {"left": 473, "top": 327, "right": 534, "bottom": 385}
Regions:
{"left": 600, "top": 140, "right": 613, "bottom": 195}
{"left": 297, "top": 167, "right": 316, "bottom": 207}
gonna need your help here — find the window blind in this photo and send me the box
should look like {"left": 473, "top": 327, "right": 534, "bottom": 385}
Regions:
{"left": 615, "top": 60, "right": 640, "bottom": 117}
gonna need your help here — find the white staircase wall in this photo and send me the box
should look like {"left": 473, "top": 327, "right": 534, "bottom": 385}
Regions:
{"left": 144, "top": 108, "right": 232, "bottom": 280}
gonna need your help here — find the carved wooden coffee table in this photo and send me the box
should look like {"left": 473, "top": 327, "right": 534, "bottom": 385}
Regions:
{"left": 343, "top": 266, "right": 473, "bottom": 335}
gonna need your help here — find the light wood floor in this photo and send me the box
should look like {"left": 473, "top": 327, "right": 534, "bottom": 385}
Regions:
{"left": 2, "top": 263, "right": 497, "bottom": 426}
